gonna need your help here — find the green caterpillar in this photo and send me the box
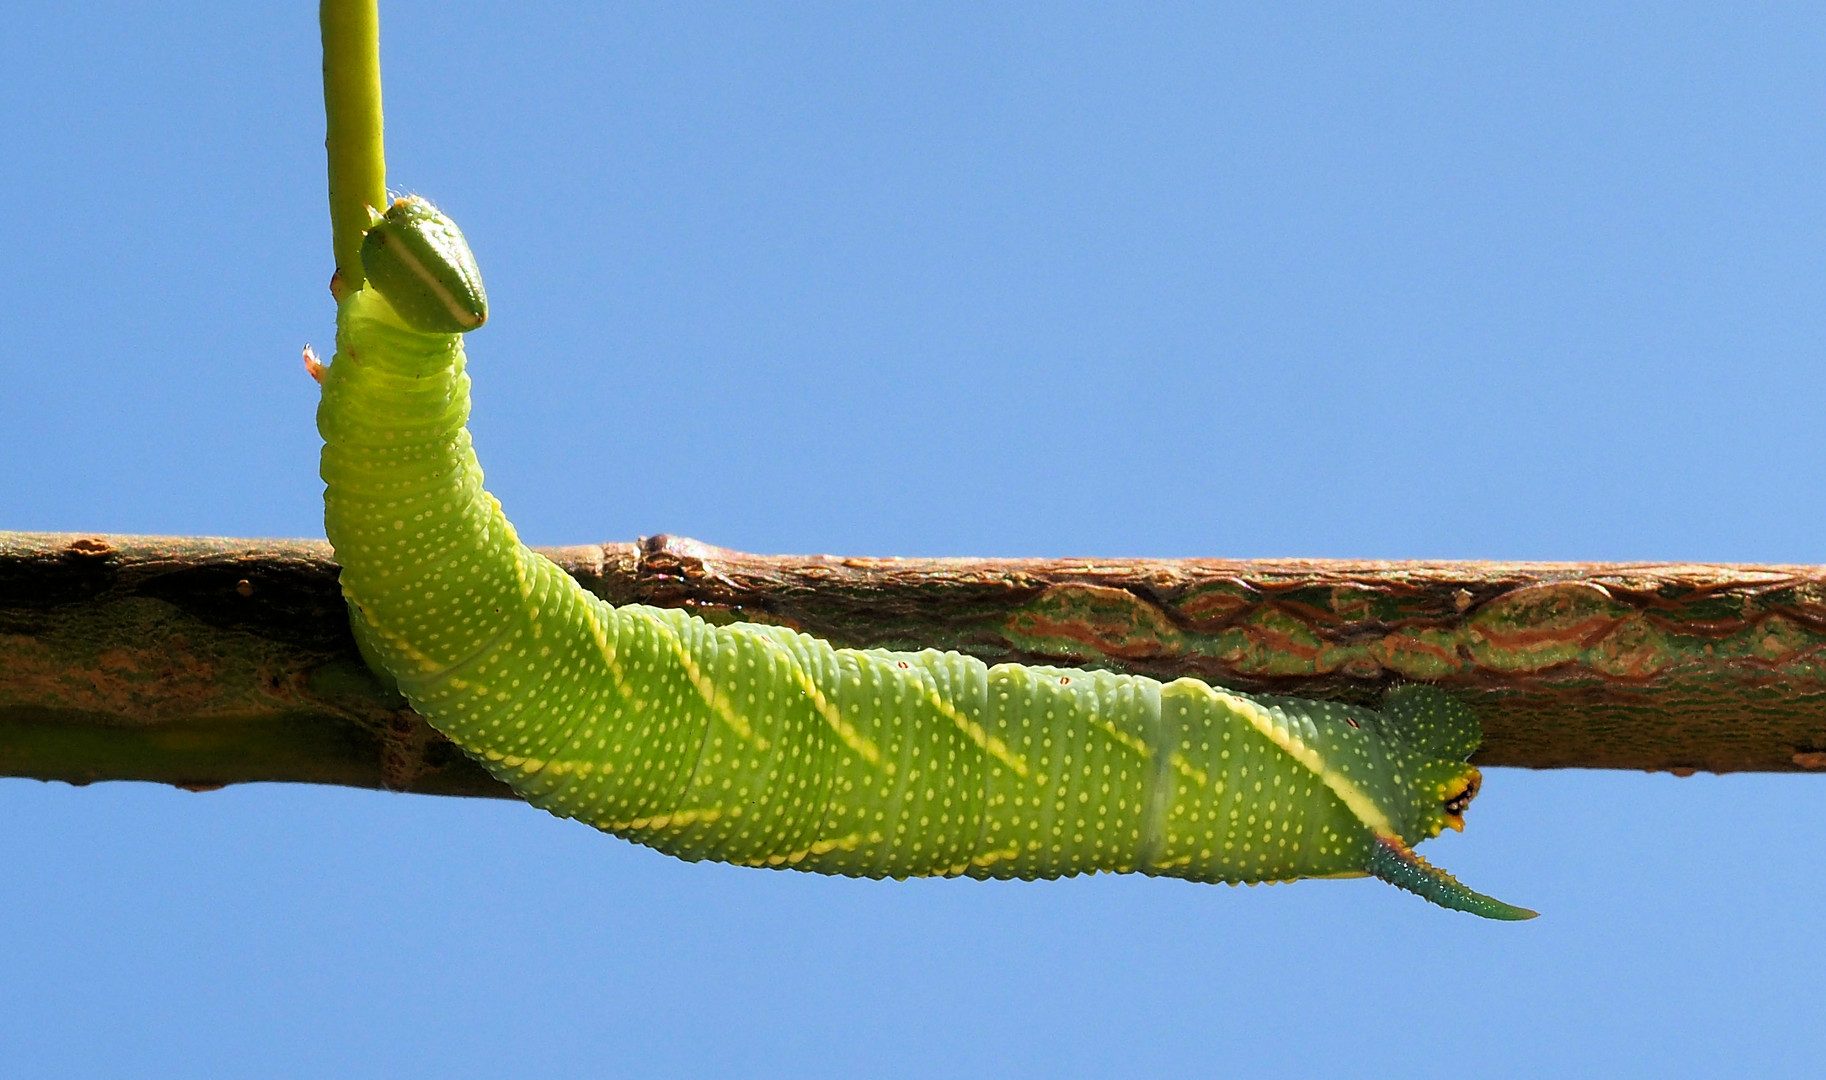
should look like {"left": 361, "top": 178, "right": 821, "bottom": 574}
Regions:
{"left": 317, "top": 197, "right": 1534, "bottom": 920}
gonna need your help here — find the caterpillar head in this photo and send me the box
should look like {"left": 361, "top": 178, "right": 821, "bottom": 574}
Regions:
{"left": 359, "top": 195, "right": 489, "bottom": 333}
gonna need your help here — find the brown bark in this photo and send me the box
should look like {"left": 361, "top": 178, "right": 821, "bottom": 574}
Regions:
{"left": 5, "top": 530, "right": 1825, "bottom": 799}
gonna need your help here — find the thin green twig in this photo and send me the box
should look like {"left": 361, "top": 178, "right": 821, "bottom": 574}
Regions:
{"left": 320, "top": 0, "right": 386, "bottom": 296}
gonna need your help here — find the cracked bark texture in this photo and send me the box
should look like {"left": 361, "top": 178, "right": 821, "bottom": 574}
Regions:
{"left": 5, "top": 530, "right": 1826, "bottom": 800}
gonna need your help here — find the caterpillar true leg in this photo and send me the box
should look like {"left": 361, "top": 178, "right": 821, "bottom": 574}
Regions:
{"left": 316, "top": 196, "right": 1534, "bottom": 920}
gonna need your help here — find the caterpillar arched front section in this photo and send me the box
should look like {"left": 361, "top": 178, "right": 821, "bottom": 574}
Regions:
{"left": 316, "top": 197, "right": 1534, "bottom": 921}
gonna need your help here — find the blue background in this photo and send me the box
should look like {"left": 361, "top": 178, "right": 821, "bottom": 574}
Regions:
{"left": 4, "top": 3, "right": 1824, "bottom": 1075}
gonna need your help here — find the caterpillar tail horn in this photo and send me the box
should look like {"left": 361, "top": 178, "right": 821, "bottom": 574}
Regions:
{"left": 1366, "top": 835, "right": 1538, "bottom": 921}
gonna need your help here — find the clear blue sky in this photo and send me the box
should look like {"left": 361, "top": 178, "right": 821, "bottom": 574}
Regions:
{"left": 5, "top": 3, "right": 1825, "bottom": 1076}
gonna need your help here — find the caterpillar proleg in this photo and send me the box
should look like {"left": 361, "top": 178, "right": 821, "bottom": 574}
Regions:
{"left": 317, "top": 197, "right": 1534, "bottom": 920}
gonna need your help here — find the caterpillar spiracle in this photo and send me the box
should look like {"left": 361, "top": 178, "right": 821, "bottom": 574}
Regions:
{"left": 317, "top": 197, "right": 1535, "bottom": 921}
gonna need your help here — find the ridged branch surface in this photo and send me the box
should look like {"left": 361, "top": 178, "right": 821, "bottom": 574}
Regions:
{"left": 5, "top": 531, "right": 1825, "bottom": 799}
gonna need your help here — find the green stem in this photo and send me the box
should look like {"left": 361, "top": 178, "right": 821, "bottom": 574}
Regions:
{"left": 320, "top": 0, "right": 386, "bottom": 296}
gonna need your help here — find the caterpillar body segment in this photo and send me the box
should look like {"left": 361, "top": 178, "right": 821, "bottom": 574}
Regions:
{"left": 317, "top": 200, "right": 1533, "bottom": 919}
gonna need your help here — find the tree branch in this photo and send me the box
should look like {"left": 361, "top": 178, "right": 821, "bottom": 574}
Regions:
{"left": 5, "top": 530, "right": 1824, "bottom": 798}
